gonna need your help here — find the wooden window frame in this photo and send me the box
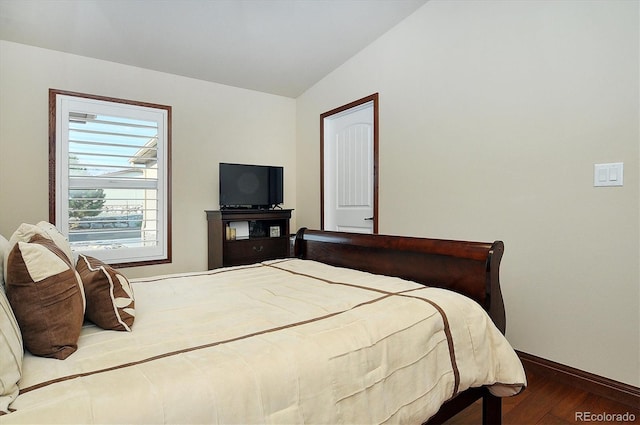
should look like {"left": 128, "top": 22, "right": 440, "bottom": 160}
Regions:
{"left": 49, "top": 89, "right": 172, "bottom": 267}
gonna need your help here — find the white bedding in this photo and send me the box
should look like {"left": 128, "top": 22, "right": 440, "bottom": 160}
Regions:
{"left": 2, "top": 259, "right": 526, "bottom": 424}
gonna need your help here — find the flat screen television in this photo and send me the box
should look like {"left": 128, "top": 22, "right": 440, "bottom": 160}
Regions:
{"left": 219, "top": 163, "right": 283, "bottom": 209}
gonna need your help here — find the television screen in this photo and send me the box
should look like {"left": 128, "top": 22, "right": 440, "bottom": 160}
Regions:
{"left": 219, "top": 163, "right": 283, "bottom": 209}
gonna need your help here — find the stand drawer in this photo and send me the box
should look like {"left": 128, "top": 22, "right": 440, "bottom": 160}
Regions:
{"left": 223, "top": 237, "right": 288, "bottom": 266}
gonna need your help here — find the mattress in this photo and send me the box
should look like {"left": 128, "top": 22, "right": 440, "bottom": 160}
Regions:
{"left": 3, "top": 259, "right": 526, "bottom": 424}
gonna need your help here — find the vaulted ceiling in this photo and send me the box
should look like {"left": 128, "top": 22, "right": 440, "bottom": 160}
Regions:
{"left": 0, "top": 0, "right": 427, "bottom": 97}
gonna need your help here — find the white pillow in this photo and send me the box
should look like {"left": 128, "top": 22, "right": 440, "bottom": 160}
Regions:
{"left": 0, "top": 288, "right": 23, "bottom": 413}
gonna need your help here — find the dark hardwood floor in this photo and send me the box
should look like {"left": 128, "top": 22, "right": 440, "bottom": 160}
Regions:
{"left": 444, "top": 368, "right": 640, "bottom": 424}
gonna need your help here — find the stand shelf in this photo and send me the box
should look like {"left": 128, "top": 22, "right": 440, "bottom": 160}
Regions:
{"left": 205, "top": 209, "right": 293, "bottom": 269}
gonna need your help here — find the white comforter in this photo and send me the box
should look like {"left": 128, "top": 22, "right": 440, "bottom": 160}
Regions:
{"left": 3, "top": 259, "right": 526, "bottom": 424}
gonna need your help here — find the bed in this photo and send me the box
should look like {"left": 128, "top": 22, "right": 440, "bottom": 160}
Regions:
{"left": 0, "top": 226, "right": 526, "bottom": 424}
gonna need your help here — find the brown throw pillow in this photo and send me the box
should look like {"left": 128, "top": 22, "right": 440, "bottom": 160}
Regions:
{"left": 5, "top": 235, "right": 85, "bottom": 360}
{"left": 76, "top": 255, "right": 135, "bottom": 332}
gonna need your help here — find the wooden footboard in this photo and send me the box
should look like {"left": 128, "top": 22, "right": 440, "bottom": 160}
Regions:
{"left": 293, "top": 228, "right": 507, "bottom": 424}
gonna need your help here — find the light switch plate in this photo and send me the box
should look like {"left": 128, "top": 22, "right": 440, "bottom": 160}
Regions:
{"left": 594, "top": 162, "right": 623, "bottom": 187}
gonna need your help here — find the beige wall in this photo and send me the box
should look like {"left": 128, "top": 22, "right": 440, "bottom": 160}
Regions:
{"left": 0, "top": 40, "right": 296, "bottom": 278}
{"left": 296, "top": 1, "right": 639, "bottom": 386}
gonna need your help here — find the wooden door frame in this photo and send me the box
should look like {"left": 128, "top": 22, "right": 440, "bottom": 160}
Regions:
{"left": 320, "top": 93, "right": 379, "bottom": 233}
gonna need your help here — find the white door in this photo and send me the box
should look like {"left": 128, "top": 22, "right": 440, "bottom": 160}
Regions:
{"left": 322, "top": 99, "right": 376, "bottom": 233}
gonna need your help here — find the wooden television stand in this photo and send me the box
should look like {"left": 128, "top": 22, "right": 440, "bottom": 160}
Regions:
{"left": 205, "top": 209, "right": 292, "bottom": 269}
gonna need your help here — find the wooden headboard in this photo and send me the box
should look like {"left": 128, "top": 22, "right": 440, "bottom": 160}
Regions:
{"left": 293, "top": 228, "right": 506, "bottom": 334}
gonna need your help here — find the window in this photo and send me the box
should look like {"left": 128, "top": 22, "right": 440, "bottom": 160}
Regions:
{"left": 49, "top": 89, "right": 171, "bottom": 267}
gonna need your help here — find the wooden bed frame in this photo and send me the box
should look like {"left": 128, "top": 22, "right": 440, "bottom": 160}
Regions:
{"left": 293, "top": 228, "right": 507, "bottom": 425}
